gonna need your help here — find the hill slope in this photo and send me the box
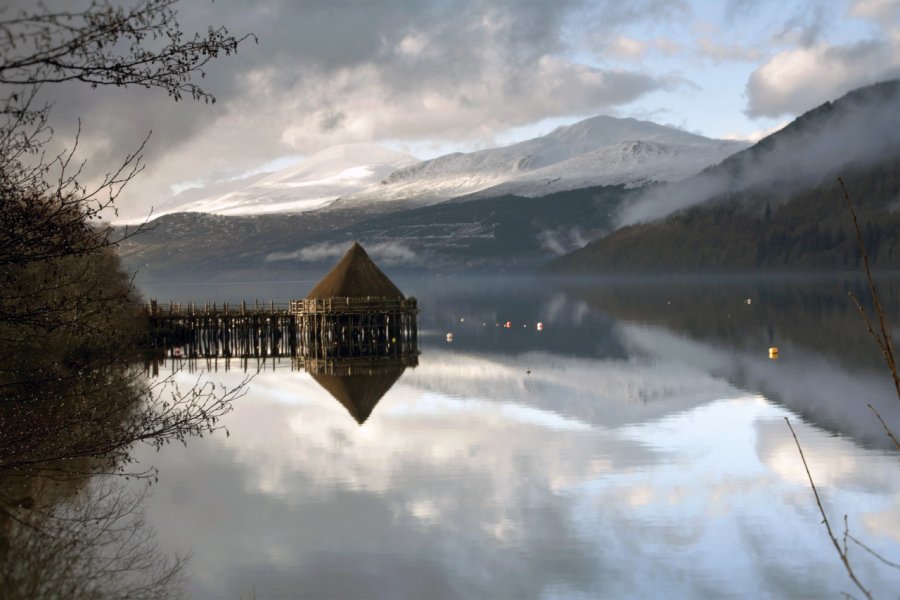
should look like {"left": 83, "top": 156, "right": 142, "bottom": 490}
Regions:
{"left": 343, "top": 115, "right": 746, "bottom": 207}
{"left": 549, "top": 80, "right": 900, "bottom": 274}
{"left": 118, "top": 144, "right": 418, "bottom": 222}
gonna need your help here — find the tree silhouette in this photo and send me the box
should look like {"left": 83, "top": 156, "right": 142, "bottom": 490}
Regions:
{"left": 0, "top": 5, "right": 254, "bottom": 594}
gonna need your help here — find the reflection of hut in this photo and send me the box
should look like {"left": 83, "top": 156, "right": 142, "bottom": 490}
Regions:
{"left": 291, "top": 242, "right": 418, "bottom": 361}
{"left": 304, "top": 355, "right": 418, "bottom": 424}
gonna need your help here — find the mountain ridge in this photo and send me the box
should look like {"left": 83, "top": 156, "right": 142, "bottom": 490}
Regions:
{"left": 343, "top": 115, "right": 747, "bottom": 207}
{"left": 548, "top": 80, "right": 900, "bottom": 274}
{"left": 116, "top": 114, "right": 747, "bottom": 223}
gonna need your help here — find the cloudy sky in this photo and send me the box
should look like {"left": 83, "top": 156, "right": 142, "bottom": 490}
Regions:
{"left": 27, "top": 0, "right": 900, "bottom": 218}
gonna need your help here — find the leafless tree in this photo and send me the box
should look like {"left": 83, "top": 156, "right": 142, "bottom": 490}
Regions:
{"left": 0, "top": 2, "right": 254, "bottom": 596}
{"left": 0, "top": 0, "right": 254, "bottom": 333}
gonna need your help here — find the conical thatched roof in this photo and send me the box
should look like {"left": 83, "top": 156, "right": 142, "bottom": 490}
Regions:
{"left": 306, "top": 241, "right": 404, "bottom": 299}
{"left": 311, "top": 364, "right": 407, "bottom": 424}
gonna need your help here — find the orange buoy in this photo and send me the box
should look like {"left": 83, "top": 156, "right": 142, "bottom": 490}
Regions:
{"left": 768, "top": 347, "right": 779, "bottom": 359}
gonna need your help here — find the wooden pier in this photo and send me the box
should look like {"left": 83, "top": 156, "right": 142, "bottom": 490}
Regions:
{"left": 292, "top": 296, "right": 418, "bottom": 361}
{"left": 145, "top": 299, "right": 299, "bottom": 359}
{"left": 145, "top": 295, "right": 418, "bottom": 361}
{"left": 144, "top": 241, "right": 419, "bottom": 424}
{"left": 146, "top": 241, "right": 420, "bottom": 372}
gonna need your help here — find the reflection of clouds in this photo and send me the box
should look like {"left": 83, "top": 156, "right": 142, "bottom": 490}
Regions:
{"left": 760, "top": 422, "right": 862, "bottom": 489}
{"left": 403, "top": 348, "right": 740, "bottom": 429}
{"left": 142, "top": 355, "right": 900, "bottom": 599}
{"left": 863, "top": 498, "right": 900, "bottom": 542}
{"left": 756, "top": 417, "right": 900, "bottom": 554}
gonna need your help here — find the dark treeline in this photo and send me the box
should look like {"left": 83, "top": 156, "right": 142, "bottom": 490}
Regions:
{"left": 549, "top": 158, "right": 900, "bottom": 273}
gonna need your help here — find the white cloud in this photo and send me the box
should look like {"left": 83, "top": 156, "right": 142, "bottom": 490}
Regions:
{"left": 745, "top": 42, "right": 900, "bottom": 117}
{"left": 266, "top": 241, "right": 417, "bottom": 265}
{"left": 63, "top": 0, "right": 676, "bottom": 219}
{"left": 609, "top": 37, "right": 647, "bottom": 60}
{"left": 722, "top": 120, "right": 788, "bottom": 142}
{"left": 396, "top": 30, "right": 431, "bottom": 58}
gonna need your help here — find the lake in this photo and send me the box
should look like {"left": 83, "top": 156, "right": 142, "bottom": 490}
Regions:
{"left": 133, "top": 274, "right": 900, "bottom": 599}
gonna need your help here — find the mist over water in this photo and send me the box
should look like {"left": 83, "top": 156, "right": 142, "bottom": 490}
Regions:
{"left": 133, "top": 274, "right": 900, "bottom": 599}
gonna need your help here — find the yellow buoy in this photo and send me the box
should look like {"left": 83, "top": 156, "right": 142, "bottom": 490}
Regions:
{"left": 768, "top": 346, "right": 779, "bottom": 359}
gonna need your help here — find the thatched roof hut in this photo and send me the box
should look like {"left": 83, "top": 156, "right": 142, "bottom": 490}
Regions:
{"left": 306, "top": 241, "right": 404, "bottom": 300}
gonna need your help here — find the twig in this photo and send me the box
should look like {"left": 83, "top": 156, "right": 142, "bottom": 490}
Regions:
{"left": 847, "top": 532, "right": 900, "bottom": 570}
{"left": 839, "top": 177, "right": 900, "bottom": 404}
{"left": 784, "top": 417, "right": 873, "bottom": 600}
{"left": 868, "top": 404, "right": 900, "bottom": 452}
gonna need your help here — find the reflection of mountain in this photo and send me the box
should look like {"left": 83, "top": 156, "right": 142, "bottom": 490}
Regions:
{"left": 566, "top": 278, "right": 900, "bottom": 448}
{"left": 567, "top": 276, "right": 900, "bottom": 372}
{"left": 303, "top": 356, "right": 418, "bottom": 424}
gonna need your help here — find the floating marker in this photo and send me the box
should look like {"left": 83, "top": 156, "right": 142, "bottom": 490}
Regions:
{"left": 446, "top": 333, "right": 454, "bottom": 342}
{"left": 536, "top": 322, "right": 544, "bottom": 331}
{"left": 769, "top": 346, "right": 779, "bottom": 359}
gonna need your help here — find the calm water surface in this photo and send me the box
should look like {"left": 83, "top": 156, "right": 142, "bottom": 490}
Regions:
{"left": 136, "top": 275, "right": 900, "bottom": 599}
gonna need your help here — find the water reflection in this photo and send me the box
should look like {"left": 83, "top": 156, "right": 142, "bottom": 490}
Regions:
{"left": 303, "top": 355, "right": 418, "bottom": 425}
{"left": 0, "top": 359, "right": 188, "bottom": 599}
{"left": 139, "top": 363, "right": 900, "bottom": 598}
{"left": 564, "top": 276, "right": 900, "bottom": 448}
{"left": 132, "top": 275, "right": 900, "bottom": 599}
{"left": 0, "top": 303, "right": 244, "bottom": 598}
{"left": 152, "top": 353, "right": 419, "bottom": 426}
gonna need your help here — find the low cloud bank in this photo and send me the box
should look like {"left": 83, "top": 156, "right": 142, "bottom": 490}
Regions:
{"left": 266, "top": 241, "right": 418, "bottom": 266}
{"left": 619, "top": 81, "right": 900, "bottom": 226}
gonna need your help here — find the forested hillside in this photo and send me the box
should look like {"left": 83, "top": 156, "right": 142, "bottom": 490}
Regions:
{"left": 548, "top": 80, "right": 900, "bottom": 274}
{"left": 548, "top": 159, "right": 900, "bottom": 273}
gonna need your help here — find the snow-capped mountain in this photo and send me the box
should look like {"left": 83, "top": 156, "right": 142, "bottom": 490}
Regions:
{"left": 134, "top": 144, "right": 418, "bottom": 221}
{"left": 122, "top": 117, "right": 748, "bottom": 224}
{"left": 341, "top": 116, "right": 749, "bottom": 206}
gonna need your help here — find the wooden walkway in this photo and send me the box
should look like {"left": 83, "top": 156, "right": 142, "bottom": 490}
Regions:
{"left": 145, "top": 296, "right": 419, "bottom": 362}
{"left": 146, "top": 300, "right": 298, "bottom": 359}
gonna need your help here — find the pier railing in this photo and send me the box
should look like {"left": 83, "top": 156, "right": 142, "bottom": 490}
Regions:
{"left": 144, "top": 299, "right": 293, "bottom": 317}
{"left": 289, "top": 296, "right": 418, "bottom": 315}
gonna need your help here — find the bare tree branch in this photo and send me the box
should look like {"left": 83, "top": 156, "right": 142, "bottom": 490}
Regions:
{"left": 784, "top": 417, "right": 873, "bottom": 600}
